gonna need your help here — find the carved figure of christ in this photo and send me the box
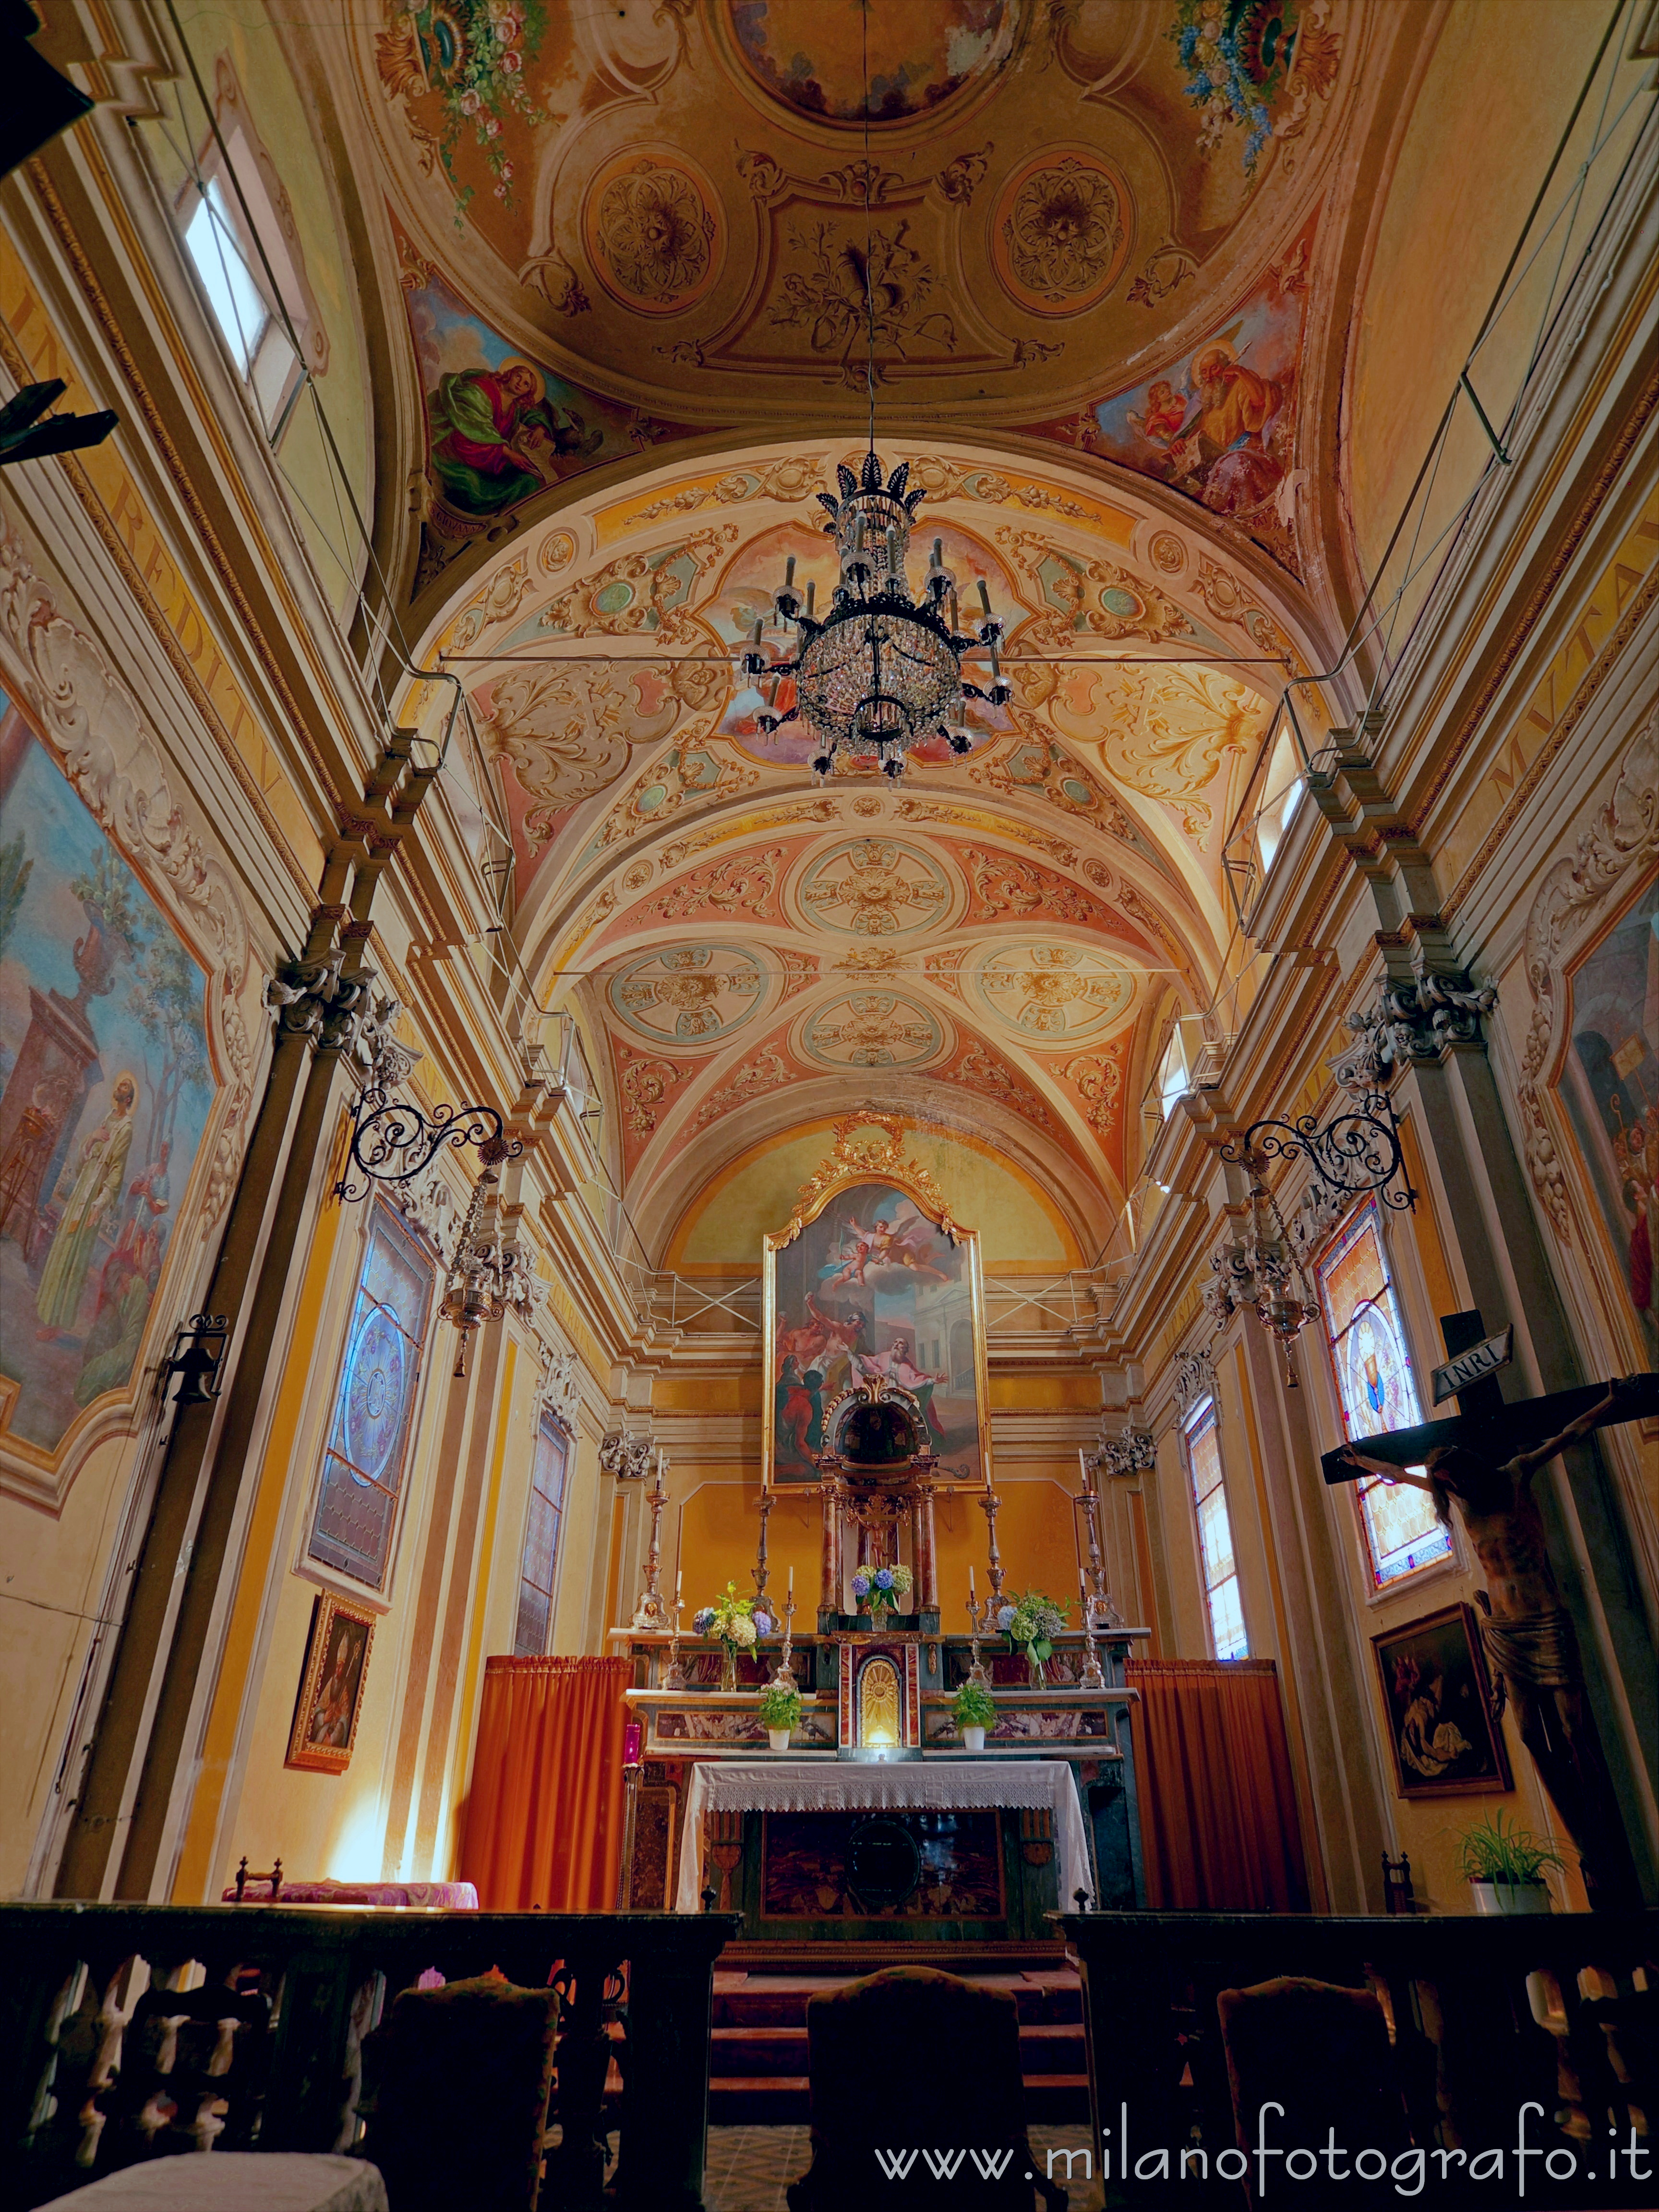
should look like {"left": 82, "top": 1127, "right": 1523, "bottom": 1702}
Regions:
{"left": 1342, "top": 1378, "right": 1646, "bottom": 1909}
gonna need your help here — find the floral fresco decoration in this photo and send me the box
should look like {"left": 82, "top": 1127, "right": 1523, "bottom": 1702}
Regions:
{"left": 1169, "top": 0, "right": 1340, "bottom": 179}
{"left": 377, "top": 0, "right": 548, "bottom": 208}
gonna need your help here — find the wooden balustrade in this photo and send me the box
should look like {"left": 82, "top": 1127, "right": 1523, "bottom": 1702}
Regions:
{"left": 0, "top": 1903, "right": 737, "bottom": 2212}
{"left": 1058, "top": 1909, "right": 1659, "bottom": 2207}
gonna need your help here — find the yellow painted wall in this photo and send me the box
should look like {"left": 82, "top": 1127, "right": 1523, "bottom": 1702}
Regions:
{"left": 663, "top": 1464, "right": 1088, "bottom": 1631}
{"left": 665, "top": 1123, "right": 1084, "bottom": 1274}
{"left": 1347, "top": 0, "right": 1634, "bottom": 593}
{"left": 137, "top": 1, "right": 373, "bottom": 620}
{"left": 0, "top": 1435, "right": 132, "bottom": 1892}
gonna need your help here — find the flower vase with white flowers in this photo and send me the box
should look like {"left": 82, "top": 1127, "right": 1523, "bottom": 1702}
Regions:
{"left": 850, "top": 1560, "right": 913, "bottom": 1624}
{"left": 691, "top": 1580, "right": 774, "bottom": 1691}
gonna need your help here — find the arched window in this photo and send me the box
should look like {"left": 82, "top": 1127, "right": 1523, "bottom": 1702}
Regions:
{"left": 1182, "top": 1394, "right": 1248, "bottom": 1659}
{"left": 1315, "top": 1199, "right": 1453, "bottom": 1589}
{"left": 1254, "top": 722, "right": 1305, "bottom": 872}
{"left": 513, "top": 1415, "right": 571, "bottom": 1655}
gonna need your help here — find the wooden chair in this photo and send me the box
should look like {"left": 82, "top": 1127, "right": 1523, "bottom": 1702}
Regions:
{"left": 786, "top": 1965, "right": 1064, "bottom": 2211}
{"left": 1215, "top": 1975, "right": 1412, "bottom": 2208}
{"left": 357, "top": 1971, "right": 559, "bottom": 2212}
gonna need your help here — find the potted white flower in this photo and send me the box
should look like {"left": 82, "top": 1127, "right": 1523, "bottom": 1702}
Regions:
{"left": 1456, "top": 1812, "right": 1563, "bottom": 1915}
{"left": 758, "top": 1677, "right": 802, "bottom": 1753}
{"left": 953, "top": 1681, "right": 997, "bottom": 1753}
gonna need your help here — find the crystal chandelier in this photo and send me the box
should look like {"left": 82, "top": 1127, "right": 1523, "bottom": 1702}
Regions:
{"left": 738, "top": 450, "right": 1010, "bottom": 780}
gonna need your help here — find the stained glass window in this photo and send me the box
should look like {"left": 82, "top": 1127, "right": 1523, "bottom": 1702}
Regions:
{"left": 1315, "top": 1199, "right": 1452, "bottom": 1589}
{"left": 513, "top": 1416, "right": 570, "bottom": 1656}
{"left": 1184, "top": 1395, "right": 1249, "bottom": 1659}
{"left": 307, "top": 1202, "right": 434, "bottom": 1591}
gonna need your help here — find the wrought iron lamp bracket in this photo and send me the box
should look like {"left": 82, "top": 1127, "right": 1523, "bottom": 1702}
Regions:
{"left": 335, "top": 1072, "right": 521, "bottom": 1202}
{"left": 1219, "top": 1083, "right": 1416, "bottom": 1220}
{"left": 163, "top": 1312, "right": 230, "bottom": 1405}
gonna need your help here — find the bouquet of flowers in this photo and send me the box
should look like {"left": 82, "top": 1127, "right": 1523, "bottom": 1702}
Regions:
{"left": 995, "top": 1587, "right": 1070, "bottom": 1683}
{"left": 850, "top": 1560, "right": 914, "bottom": 1621}
{"left": 690, "top": 1580, "right": 770, "bottom": 1688}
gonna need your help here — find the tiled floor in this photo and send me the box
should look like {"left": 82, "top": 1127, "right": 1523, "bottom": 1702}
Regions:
{"left": 702, "top": 2123, "right": 1100, "bottom": 2211}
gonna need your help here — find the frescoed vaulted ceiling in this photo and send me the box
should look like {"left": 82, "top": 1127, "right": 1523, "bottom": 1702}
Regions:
{"left": 320, "top": 0, "right": 1432, "bottom": 1256}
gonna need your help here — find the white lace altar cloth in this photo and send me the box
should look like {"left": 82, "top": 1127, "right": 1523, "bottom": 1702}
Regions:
{"left": 674, "top": 1759, "right": 1092, "bottom": 1915}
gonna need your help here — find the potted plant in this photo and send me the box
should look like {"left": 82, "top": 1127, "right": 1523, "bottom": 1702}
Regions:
{"left": 758, "top": 1677, "right": 802, "bottom": 1753}
{"left": 1455, "top": 1812, "right": 1563, "bottom": 1915}
{"left": 691, "top": 1581, "right": 759, "bottom": 1692}
{"left": 850, "top": 1560, "right": 913, "bottom": 1625}
{"left": 995, "top": 1587, "right": 1070, "bottom": 1685}
{"left": 953, "top": 1680, "right": 997, "bottom": 1753}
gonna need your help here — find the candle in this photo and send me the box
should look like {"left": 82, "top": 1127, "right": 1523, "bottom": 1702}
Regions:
{"left": 624, "top": 1719, "right": 643, "bottom": 1767}
{"left": 676, "top": 1568, "right": 683, "bottom": 1599}
{"left": 788, "top": 1563, "right": 794, "bottom": 1594}
{"left": 969, "top": 1564, "right": 976, "bottom": 1599}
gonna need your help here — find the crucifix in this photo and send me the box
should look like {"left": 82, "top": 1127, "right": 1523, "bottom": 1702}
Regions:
{"left": 1328, "top": 1311, "right": 1655, "bottom": 1911}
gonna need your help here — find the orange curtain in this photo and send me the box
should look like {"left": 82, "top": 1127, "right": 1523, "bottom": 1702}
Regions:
{"left": 458, "top": 1656, "right": 631, "bottom": 1911}
{"left": 1127, "top": 1659, "right": 1309, "bottom": 1911}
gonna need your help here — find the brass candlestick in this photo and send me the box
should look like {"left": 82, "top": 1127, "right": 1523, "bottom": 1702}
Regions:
{"left": 965, "top": 1591, "right": 996, "bottom": 1690}
{"left": 629, "top": 1447, "right": 672, "bottom": 1630}
{"left": 977, "top": 1489, "right": 1007, "bottom": 1601}
{"left": 771, "top": 1580, "right": 798, "bottom": 1687}
{"left": 1075, "top": 1447, "right": 1108, "bottom": 1612}
{"left": 663, "top": 1596, "right": 688, "bottom": 1690}
{"left": 1078, "top": 1605, "right": 1107, "bottom": 1693}
{"left": 753, "top": 1490, "right": 774, "bottom": 1603}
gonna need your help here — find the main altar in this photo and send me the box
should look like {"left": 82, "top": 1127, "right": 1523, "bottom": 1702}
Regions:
{"left": 612, "top": 1117, "right": 1147, "bottom": 1944}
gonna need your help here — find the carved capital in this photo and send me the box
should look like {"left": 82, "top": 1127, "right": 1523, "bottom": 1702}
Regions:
{"left": 1343, "top": 965, "right": 1497, "bottom": 1080}
{"left": 1172, "top": 1345, "right": 1215, "bottom": 1414}
{"left": 601, "top": 1430, "right": 655, "bottom": 1481}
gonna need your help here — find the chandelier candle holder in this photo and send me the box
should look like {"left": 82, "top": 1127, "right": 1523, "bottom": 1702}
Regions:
{"left": 629, "top": 1447, "right": 673, "bottom": 1631}
{"left": 737, "top": 451, "right": 1010, "bottom": 782}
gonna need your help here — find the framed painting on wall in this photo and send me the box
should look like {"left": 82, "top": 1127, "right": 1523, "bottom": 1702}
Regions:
{"left": 762, "top": 1114, "right": 990, "bottom": 1490}
{"left": 286, "top": 1591, "right": 376, "bottom": 1774}
{"left": 1371, "top": 1602, "right": 1512, "bottom": 1800}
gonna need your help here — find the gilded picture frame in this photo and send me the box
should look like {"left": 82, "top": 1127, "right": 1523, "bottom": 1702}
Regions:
{"left": 1370, "top": 1601, "right": 1512, "bottom": 1800}
{"left": 762, "top": 1115, "right": 992, "bottom": 1492}
{"left": 286, "top": 1591, "right": 376, "bottom": 1774}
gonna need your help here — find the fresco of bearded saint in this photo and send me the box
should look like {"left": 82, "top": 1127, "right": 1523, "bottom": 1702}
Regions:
{"left": 1168, "top": 344, "right": 1285, "bottom": 515}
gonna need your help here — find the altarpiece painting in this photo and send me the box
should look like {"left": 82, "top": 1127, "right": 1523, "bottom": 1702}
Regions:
{"left": 762, "top": 1120, "right": 990, "bottom": 1490}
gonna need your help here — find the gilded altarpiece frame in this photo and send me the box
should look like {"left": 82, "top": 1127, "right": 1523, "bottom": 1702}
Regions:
{"left": 761, "top": 1116, "right": 992, "bottom": 1492}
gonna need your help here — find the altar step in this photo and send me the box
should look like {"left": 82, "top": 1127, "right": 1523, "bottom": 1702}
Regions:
{"left": 708, "top": 1969, "right": 1089, "bottom": 2125}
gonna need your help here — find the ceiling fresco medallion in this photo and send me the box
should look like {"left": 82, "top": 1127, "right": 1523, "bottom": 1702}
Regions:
{"left": 990, "top": 151, "right": 1133, "bottom": 317}
{"left": 605, "top": 945, "right": 767, "bottom": 1045}
{"left": 972, "top": 944, "right": 1133, "bottom": 1041}
{"left": 795, "top": 838, "right": 955, "bottom": 938}
{"left": 582, "top": 152, "right": 722, "bottom": 316}
{"left": 726, "top": 0, "right": 1013, "bottom": 125}
{"left": 800, "top": 991, "right": 945, "bottom": 1071}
